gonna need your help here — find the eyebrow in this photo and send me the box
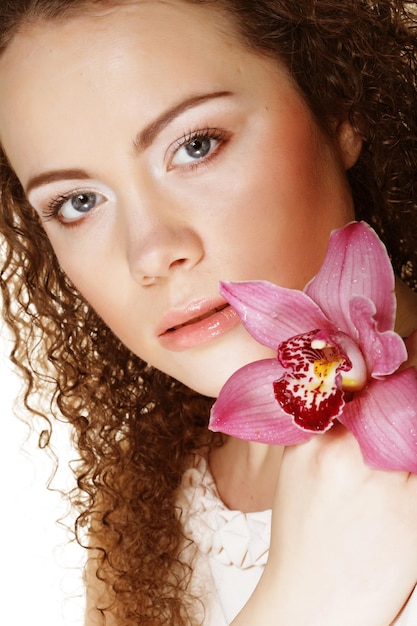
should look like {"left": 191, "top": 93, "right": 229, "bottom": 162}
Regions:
{"left": 25, "top": 169, "right": 92, "bottom": 196}
{"left": 25, "top": 91, "right": 233, "bottom": 195}
{"left": 133, "top": 90, "right": 233, "bottom": 152}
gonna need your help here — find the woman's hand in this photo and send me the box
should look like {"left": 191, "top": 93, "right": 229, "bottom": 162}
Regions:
{"left": 232, "top": 320, "right": 417, "bottom": 626}
{"left": 271, "top": 425, "right": 417, "bottom": 624}
{"left": 233, "top": 426, "right": 417, "bottom": 626}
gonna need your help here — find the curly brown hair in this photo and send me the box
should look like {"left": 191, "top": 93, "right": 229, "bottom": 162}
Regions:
{"left": 0, "top": 1, "right": 417, "bottom": 624}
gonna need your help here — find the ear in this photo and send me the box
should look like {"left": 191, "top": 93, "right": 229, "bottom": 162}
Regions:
{"left": 334, "top": 118, "right": 363, "bottom": 170}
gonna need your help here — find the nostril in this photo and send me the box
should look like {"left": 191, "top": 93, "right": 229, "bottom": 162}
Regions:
{"left": 169, "top": 257, "right": 188, "bottom": 269}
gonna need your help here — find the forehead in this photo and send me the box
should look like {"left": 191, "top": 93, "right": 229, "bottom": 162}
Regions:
{"left": 0, "top": 0, "right": 255, "bottom": 172}
{"left": 0, "top": 0, "right": 235, "bottom": 80}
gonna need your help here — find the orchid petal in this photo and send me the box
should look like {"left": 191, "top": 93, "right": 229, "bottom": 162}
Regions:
{"left": 209, "top": 358, "right": 313, "bottom": 445}
{"left": 220, "top": 280, "right": 331, "bottom": 350}
{"left": 306, "top": 222, "right": 396, "bottom": 337}
{"left": 339, "top": 368, "right": 417, "bottom": 472}
{"left": 349, "top": 296, "right": 407, "bottom": 376}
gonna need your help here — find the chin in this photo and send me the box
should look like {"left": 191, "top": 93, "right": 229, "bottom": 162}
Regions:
{"left": 169, "top": 328, "right": 276, "bottom": 399}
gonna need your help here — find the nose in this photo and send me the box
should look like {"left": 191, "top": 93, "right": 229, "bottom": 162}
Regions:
{"left": 124, "top": 196, "right": 204, "bottom": 285}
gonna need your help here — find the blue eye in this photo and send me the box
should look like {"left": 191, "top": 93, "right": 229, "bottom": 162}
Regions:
{"left": 68, "top": 192, "right": 98, "bottom": 213}
{"left": 44, "top": 190, "right": 106, "bottom": 223}
{"left": 170, "top": 129, "right": 228, "bottom": 168}
{"left": 183, "top": 137, "right": 212, "bottom": 159}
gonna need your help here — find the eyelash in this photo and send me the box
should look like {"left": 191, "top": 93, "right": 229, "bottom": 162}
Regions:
{"left": 169, "top": 127, "right": 230, "bottom": 170}
{"left": 40, "top": 127, "right": 230, "bottom": 223}
{"left": 42, "top": 193, "right": 74, "bottom": 222}
{"left": 41, "top": 190, "right": 103, "bottom": 225}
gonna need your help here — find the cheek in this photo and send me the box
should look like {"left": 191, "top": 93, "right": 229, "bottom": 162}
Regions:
{"left": 45, "top": 232, "right": 124, "bottom": 321}
{"left": 211, "top": 149, "right": 352, "bottom": 288}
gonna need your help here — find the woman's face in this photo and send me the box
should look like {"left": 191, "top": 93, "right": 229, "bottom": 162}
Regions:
{"left": 0, "top": 1, "right": 359, "bottom": 397}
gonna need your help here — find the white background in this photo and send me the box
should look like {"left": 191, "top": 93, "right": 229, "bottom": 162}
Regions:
{"left": 0, "top": 327, "right": 85, "bottom": 625}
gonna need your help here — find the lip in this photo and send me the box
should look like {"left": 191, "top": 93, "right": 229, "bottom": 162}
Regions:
{"left": 157, "top": 297, "right": 240, "bottom": 351}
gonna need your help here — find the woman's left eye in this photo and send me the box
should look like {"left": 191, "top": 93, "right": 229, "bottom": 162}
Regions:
{"left": 170, "top": 129, "right": 227, "bottom": 168}
{"left": 43, "top": 190, "right": 106, "bottom": 223}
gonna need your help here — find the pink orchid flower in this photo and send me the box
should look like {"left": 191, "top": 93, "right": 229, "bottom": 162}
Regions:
{"left": 209, "top": 222, "right": 417, "bottom": 472}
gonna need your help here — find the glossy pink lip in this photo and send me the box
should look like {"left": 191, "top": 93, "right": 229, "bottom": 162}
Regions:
{"left": 157, "top": 298, "right": 240, "bottom": 351}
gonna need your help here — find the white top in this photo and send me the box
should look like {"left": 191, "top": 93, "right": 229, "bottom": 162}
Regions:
{"left": 177, "top": 456, "right": 417, "bottom": 626}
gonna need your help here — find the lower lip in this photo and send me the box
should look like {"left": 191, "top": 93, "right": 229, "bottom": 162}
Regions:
{"left": 158, "top": 305, "right": 240, "bottom": 351}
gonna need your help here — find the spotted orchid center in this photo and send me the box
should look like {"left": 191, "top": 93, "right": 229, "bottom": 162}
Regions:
{"left": 273, "top": 329, "right": 368, "bottom": 432}
{"left": 311, "top": 341, "right": 343, "bottom": 380}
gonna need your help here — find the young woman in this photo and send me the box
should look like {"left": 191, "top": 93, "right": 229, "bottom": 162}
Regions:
{"left": 0, "top": 1, "right": 417, "bottom": 624}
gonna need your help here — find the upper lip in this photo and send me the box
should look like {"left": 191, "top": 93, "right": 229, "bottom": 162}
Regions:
{"left": 156, "top": 297, "right": 231, "bottom": 336}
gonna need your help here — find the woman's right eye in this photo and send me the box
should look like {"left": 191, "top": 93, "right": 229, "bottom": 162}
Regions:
{"left": 43, "top": 190, "right": 106, "bottom": 223}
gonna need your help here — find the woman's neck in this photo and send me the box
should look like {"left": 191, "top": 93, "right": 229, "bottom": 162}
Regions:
{"left": 209, "top": 436, "right": 284, "bottom": 512}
